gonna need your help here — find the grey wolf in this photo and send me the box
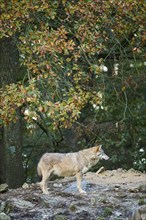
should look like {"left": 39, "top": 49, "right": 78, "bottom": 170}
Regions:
{"left": 37, "top": 145, "right": 109, "bottom": 194}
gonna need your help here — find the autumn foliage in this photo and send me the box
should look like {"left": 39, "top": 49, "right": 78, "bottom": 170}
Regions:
{"left": 0, "top": 0, "right": 145, "bottom": 134}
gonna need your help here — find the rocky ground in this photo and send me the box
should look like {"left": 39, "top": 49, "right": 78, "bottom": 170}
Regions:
{"left": 0, "top": 168, "right": 146, "bottom": 220}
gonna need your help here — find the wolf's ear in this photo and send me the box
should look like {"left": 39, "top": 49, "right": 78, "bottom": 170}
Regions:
{"left": 99, "top": 144, "right": 102, "bottom": 150}
{"left": 95, "top": 146, "right": 100, "bottom": 152}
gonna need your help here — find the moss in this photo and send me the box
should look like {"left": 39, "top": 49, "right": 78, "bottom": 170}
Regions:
{"left": 54, "top": 215, "right": 68, "bottom": 220}
{"left": 4, "top": 202, "right": 14, "bottom": 214}
{"left": 69, "top": 204, "right": 77, "bottom": 212}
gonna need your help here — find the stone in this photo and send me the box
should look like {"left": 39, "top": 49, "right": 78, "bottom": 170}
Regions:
{"left": 7, "top": 198, "right": 35, "bottom": 209}
{"left": 0, "top": 212, "right": 11, "bottom": 220}
{"left": 53, "top": 183, "right": 63, "bottom": 188}
{"left": 0, "top": 202, "right": 5, "bottom": 213}
{"left": 139, "top": 205, "right": 146, "bottom": 220}
{"left": 22, "top": 183, "right": 30, "bottom": 189}
{"left": 0, "top": 184, "right": 8, "bottom": 193}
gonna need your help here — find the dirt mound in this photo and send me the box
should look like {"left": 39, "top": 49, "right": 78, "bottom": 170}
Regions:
{"left": 86, "top": 168, "right": 146, "bottom": 185}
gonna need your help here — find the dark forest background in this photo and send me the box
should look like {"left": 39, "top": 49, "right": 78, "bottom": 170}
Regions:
{"left": 0, "top": 0, "right": 146, "bottom": 188}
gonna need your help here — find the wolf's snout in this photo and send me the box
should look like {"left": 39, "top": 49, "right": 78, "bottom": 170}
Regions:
{"left": 103, "top": 154, "right": 109, "bottom": 160}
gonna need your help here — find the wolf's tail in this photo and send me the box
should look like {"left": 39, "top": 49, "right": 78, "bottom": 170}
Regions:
{"left": 37, "top": 162, "right": 42, "bottom": 177}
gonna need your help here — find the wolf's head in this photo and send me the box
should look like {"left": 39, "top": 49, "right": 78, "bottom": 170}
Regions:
{"left": 95, "top": 145, "right": 109, "bottom": 160}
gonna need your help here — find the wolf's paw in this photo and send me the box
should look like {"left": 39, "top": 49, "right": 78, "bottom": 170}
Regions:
{"left": 36, "top": 182, "right": 41, "bottom": 186}
{"left": 43, "top": 190, "right": 49, "bottom": 194}
{"left": 79, "top": 189, "right": 87, "bottom": 195}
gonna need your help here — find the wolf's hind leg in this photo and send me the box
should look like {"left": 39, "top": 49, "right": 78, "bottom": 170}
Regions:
{"left": 76, "top": 172, "right": 86, "bottom": 194}
{"left": 39, "top": 169, "right": 53, "bottom": 194}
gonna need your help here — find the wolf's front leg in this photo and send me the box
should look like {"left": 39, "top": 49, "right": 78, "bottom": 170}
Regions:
{"left": 39, "top": 169, "right": 53, "bottom": 194}
{"left": 38, "top": 181, "right": 48, "bottom": 194}
{"left": 76, "top": 172, "right": 86, "bottom": 194}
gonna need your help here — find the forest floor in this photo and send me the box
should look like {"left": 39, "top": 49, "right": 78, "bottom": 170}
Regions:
{"left": 0, "top": 168, "right": 146, "bottom": 220}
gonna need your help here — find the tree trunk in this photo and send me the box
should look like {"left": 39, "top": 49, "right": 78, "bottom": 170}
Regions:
{"left": 4, "top": 116, "right": 24, "bottom": 188}
{"left": 0, "top": 127, "right": 5, "bottom": 184}
{"left": 0, "top": 37, "right": 25, "bottom": 187}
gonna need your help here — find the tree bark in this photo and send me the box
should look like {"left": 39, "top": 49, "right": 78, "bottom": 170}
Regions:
{"left": 0, "top": 37, "right": 25, "bottom": 187}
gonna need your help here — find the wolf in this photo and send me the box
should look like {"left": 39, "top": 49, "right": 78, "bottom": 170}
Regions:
{"left": 37, "top": 145, "right": 109, "bottom": 194}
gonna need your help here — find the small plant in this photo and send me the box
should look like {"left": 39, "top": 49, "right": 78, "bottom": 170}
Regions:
{"left": 113, "top": 218, "right": 123, "bottom": 220}
{"left": 96, "top": 217, "right": 105, "bottom": 220}
{"left": 103, "top": 207, "right": 113, "bottom": 217}
{"left": 138, "top": 198, "right": 146, "bottom": 206}
{"left": 54, "top": 215, "right": 68, "bottom": 220}
{"left": 138, "top": 184, "right": 146, "bottom": 193}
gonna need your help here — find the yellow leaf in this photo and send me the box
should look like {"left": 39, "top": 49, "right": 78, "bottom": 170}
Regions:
{"left": 122, "top": 86, "right": 126, "bottom": 91}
